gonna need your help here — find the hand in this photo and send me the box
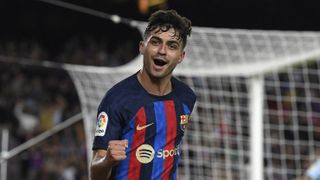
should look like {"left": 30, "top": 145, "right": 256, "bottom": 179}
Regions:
{"left": 107, "top": 139, "right": 128, "bottom": 166}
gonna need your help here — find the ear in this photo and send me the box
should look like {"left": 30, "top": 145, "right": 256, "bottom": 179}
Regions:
{"left": 178, "top": 51, "right": 186, "bottom": 64}
{"left": 139, "top": 41, "right": 145, "bottom": 55}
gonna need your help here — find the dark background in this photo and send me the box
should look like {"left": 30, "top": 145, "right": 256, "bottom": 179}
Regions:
{"left": 2, "top": 0, "right": 320, "bottom": 36}
{"left": 1, "top": 0, "right": 320, "bottom": 61}
{"left": 2, "top": 0, "right": 320, "bottom": 31}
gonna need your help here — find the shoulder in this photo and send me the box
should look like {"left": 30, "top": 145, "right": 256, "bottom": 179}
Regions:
{"left": 109, "top": 74, "right": 137, "bottom": 96}
{"left": 172, "top": 77, "right": 197, "bottom": 104}
{"left": 99, "top": 74, "right": 139, "bottom": 110}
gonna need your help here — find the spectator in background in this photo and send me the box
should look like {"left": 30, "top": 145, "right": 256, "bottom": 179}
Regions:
{"left": 14, "top": 99, "right": 39, "bottom": 138}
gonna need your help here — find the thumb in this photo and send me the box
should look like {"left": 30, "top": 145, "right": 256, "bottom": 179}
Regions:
{"left": 122, "top": 139, "right": 128, "bottom": 148}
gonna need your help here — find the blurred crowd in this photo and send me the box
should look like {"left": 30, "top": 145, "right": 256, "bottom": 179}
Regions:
{"left": 178, "top": 68, "right": 320, "bottom": 180}
{"left": 0, "top": 34, "right": 138, "bottom": 180}
{"left": 264, "top": 69, "right": 320, "bottom": 180}
{"left": 0, "top": 34, "right": 137, "bottom": 66}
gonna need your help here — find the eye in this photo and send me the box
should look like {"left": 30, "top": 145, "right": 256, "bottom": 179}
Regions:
{"left": 168, "top": 43, "right": 179, "bottom": 50}
{"left": 150, "top": 39, "right": 160, "bottom": 46}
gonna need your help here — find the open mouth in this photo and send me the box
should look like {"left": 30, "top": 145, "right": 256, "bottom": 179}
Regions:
{"left": 153, "top": 58, "right": 167, "bottom": 66}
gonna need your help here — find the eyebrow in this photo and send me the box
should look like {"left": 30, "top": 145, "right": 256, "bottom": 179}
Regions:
{"left": 150, "top": 36, "right": 181, "bottom": 45}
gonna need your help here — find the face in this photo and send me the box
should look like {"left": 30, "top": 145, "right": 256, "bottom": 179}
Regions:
{"left": 139, "top": 27, "right": 185, "bottom": 80}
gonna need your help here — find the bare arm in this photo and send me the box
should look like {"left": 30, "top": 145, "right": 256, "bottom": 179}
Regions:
{"left": 90, "top": 140, "right": 128, "bottom": 180}
{"left": 90, "top": 149, "right": 112, "bottom": 180}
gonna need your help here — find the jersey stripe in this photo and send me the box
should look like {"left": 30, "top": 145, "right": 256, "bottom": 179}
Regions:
{"left": 183, "top": 104, "right": 191, "bottom": 114}
{"left": 127, "top": 107, "right": 147, "bottom": 180}
{"left": 162, "top": 100, "right": 177, "bottom": 180}
{"left": 170, "top": 103, "right": 191, "bottom": 179}
{"left": 140, "top": 103, "right": 157, "bottom": 179}
{"left": 152, "top": 101, "right": 167, "bottom": 179}
{"left": 170, "top": 103, "right": 182, "bottom": 180}
{"left": 116, "top": 118, "right": 135, "bottom": 180}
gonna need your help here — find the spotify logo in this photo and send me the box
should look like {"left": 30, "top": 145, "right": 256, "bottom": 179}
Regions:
{"left": 136, "top": 144, "right": 155, "bottom": 164}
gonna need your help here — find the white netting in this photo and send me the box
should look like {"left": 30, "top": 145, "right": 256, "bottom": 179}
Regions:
{"left": 65, "top": 24, "right": 320, "bottom": 180}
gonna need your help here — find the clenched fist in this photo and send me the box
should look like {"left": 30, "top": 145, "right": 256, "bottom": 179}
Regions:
{"left": 107, "top": 139, "right": 128, "bottom": 165}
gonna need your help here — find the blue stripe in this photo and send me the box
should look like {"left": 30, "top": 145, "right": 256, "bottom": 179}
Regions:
{"left": 183, "top": 104, "right": 190, "bottom": 114}
{"left": 152, "top": 101, "right": 167, "bottom": 179}
{"left": 172, "top": 104, "right": 191, "bottom": 179}
{"left": 116, "top": 118, "right": 135, "bottom": 180}
{"left": 172, "top": 143, "right": 182, "bottom": 180}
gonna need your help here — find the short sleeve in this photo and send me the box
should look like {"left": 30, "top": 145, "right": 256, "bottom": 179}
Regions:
{"left": 92, "top": 96, "right": 123, "bottom": 150}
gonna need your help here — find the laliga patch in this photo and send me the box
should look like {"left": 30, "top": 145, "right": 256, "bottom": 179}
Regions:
{"left": 180, "top": 114, "right": 189, "bottom": 131}
{"left": 95, "top": 112, "right": 108, "bottom": 136}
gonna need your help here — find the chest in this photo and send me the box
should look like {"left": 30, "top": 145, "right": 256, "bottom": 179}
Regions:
{"left": 122, "top": 100, "right": 191, "bottom": 141}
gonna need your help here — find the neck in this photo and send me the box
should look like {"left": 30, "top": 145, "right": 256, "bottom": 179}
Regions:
{"left": 137, "top": 70, "right": 172, "bottom": 96}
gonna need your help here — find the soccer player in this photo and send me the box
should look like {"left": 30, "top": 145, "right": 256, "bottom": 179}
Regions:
{"left": 90, "top": 9, "right": 196, "bottom": 180}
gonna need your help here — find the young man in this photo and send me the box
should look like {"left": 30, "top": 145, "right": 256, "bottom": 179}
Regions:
{"left": 90, "top": 9, "right": 196, "bottom": 180}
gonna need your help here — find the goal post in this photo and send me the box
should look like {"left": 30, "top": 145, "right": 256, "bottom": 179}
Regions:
{"left": 65, "top": 23, "right": 320, "bottom": 180}
{"left": 249, "top": 75, "right": 264, "bottom": 180}
{"left": 0, "top": 126, "right": 9, "bottom": 180}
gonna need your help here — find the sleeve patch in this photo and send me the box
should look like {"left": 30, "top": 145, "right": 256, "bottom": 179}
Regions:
{"left": 95, "top": 112, "right": 108, "bottom": 136}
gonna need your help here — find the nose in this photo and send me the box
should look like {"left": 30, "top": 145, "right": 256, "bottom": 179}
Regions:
{"left": 158, "top": 44, "right": 166, "bottom": 55}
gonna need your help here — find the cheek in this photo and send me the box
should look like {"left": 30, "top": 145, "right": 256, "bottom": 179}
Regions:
{"left": 143, "top": 47, "right": 156, "bottom": 56}
{"left": 169, "top": 53, "right": 183, "bottom": 63}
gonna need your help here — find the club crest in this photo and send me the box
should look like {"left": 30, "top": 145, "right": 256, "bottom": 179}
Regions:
{"left": 180, "top": 114, "right": 189, "bottom": 131}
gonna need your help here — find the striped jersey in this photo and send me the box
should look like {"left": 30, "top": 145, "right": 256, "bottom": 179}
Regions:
{"left": 93, "top": 72, "right": 196, "bottom": 180}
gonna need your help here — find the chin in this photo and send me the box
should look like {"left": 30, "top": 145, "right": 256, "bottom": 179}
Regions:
{"left": 150, "top": 73, "right": 165, "bottom": 79}
{"left": 151, "top": 69, "right": 172, "bottom": 79}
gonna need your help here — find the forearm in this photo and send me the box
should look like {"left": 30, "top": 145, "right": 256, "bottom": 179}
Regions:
{"left": 90, "top": 155, "right": 113, "bottom": 180}
{"left": 90, "top": 140, "right": 128, "bottom": 180}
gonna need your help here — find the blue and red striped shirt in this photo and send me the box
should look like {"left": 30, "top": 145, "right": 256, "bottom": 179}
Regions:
{"left": 93, "top": 72, "right": 196, "bottom": 180}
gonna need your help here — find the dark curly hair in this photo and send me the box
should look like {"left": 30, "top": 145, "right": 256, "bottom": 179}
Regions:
{"left": 144, "top": 9, "right": 192, "bottom": 49}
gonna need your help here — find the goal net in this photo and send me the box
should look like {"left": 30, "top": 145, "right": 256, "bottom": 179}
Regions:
{"left": 66, "top": 23, "right": 320, "bottom": 180}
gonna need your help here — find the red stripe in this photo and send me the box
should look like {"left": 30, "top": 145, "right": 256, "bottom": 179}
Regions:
{"left": 128, "top": 107, "right": 146, "bottom": 180}
{"left": 162, "top": 100, "right": 177, "bottom": 180}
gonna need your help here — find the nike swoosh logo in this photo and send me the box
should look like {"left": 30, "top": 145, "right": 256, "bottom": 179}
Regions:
{"left": 136, "top": 123, "right": 154, "bottom": 131}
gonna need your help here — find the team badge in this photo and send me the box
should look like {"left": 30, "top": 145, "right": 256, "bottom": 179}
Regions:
{"left": 180, "top": 114, "right": 189, "bottom": 131}
{"left": 95, "top": 112, "right": 108, "bottom": 136}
